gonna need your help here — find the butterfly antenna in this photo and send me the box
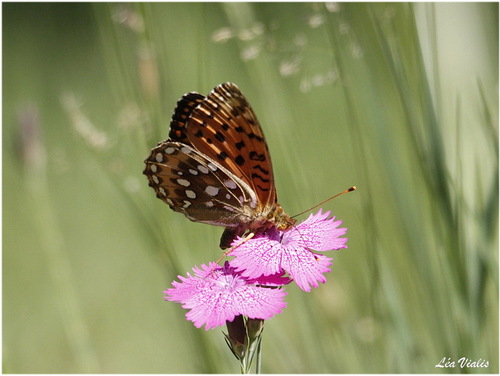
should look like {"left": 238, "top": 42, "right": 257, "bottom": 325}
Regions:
{"left": 291, "top": 186, "right": 357, "bottom": 219}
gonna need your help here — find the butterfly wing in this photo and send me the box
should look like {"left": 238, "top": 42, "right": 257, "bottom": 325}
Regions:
{"left": 173, "top": 83, "right": 277, "bottom": 209}
{"left": 144, "top": 141, "right": 258, "bottom": 227}
{"left": 168, "top": 92, "right": 205, "bottom": 142}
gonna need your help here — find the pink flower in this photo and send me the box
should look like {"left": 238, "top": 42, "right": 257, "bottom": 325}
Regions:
{"left": 229, "top": 209, "right": 348, "bottom": 292}
{"left": 164, "top": 262, "right": 288, "bottom": 330}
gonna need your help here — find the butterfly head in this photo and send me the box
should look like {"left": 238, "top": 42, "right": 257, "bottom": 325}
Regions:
{"left": 273, "top": 207, "right": 296, "bottom": 231}
{"left": 249, "top": 203, "right": 296, "bottom": 233}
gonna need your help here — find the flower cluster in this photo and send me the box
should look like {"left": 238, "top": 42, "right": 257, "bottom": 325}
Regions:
{"left": 165, "top": 262, "right": 289, "bottom": 329}
{"left": 164, "top": 209, "right": 348, "bottom": 329}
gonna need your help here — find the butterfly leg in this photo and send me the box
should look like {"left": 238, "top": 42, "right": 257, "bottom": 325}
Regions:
{"left": 215, "top": 232, "right": 256, "bottom": 265}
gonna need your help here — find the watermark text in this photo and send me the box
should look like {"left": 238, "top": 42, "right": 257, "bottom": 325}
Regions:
{"left": 435, "top": 357, "right": 489, "bottom": 369}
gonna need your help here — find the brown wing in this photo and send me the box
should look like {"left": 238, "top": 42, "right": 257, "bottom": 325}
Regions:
{"left": 143, "top": 141, "right": 259, "bottom": 227}
{"left": 177, "top": 83, "right": 277, "bottom": 208}
{"left": 168, "top": 92, "right": 205, "bottom": 142}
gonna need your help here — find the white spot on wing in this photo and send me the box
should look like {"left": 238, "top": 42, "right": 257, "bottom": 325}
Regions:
{"left": 198, "top": 165, "right": 209, "bottom": 174}
{"left": 152, "top": 175, "right": 160, "bottom": 184}
{"left": 185, "top": 190, "right": 196, "bottom": 199}
{"left": 183, "top": 200, "right": 191, "bottom": 208}
{"left": 205, "top": 186, "right": 219, "bottom": 197}
{"left": 181, "top": 146, "right": 192, "bottom": 154}
{"left": 164, "top": 147, "right": 175, "bottom": 154}
{"left": 150, "top": 165, "right": 157, "bottom": 173}
{"left": 224, "top": 180, "right": 237, "bottom": 190}
{"left": 177, "top": 179, "right": 190, "bottom": 187}
{"left": 207, "top": 162, "right": 218, "bottom": 171}
{"left": 189, "top": 169, "right": 199, "bottom": 175}
{"left": 155, "top": 153, "right": 163, "bottom": 162}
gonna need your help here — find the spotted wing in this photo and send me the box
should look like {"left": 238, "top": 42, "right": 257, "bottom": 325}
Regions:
{"left": 168, "top": 92, "right": 205, "bottom": 142}
{"left": 143, "top": 141, "right": 258, "bottom": 227}
{"left": 170, "top": 82, "right": 277, "bottom": 209}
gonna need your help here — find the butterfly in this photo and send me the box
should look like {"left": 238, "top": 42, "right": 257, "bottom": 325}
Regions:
{"left": 143, "top": 82, "right": 296, "bottom": 249}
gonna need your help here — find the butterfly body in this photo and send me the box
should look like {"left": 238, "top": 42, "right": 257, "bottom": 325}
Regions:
{"left": 144, "top": 83, "right": 295, "bottom": 248}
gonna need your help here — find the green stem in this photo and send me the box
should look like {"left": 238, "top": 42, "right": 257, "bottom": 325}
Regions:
{"left": 255, "top": 335, "right": 262, "bottom": 374}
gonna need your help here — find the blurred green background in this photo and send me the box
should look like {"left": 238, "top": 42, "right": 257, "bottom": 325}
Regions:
{"left": 3, "top": 2, "right": 498, "bottom": 374}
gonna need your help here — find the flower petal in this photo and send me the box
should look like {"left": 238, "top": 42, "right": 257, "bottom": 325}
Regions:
{"left": 282, "top": 249, "right": 332, "bottom": 292}
{"left": 293, "top": 209, "right": 348, "bottom": 251}
{"left": 229, "top": 234, "right": 284, "bottom": 278}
